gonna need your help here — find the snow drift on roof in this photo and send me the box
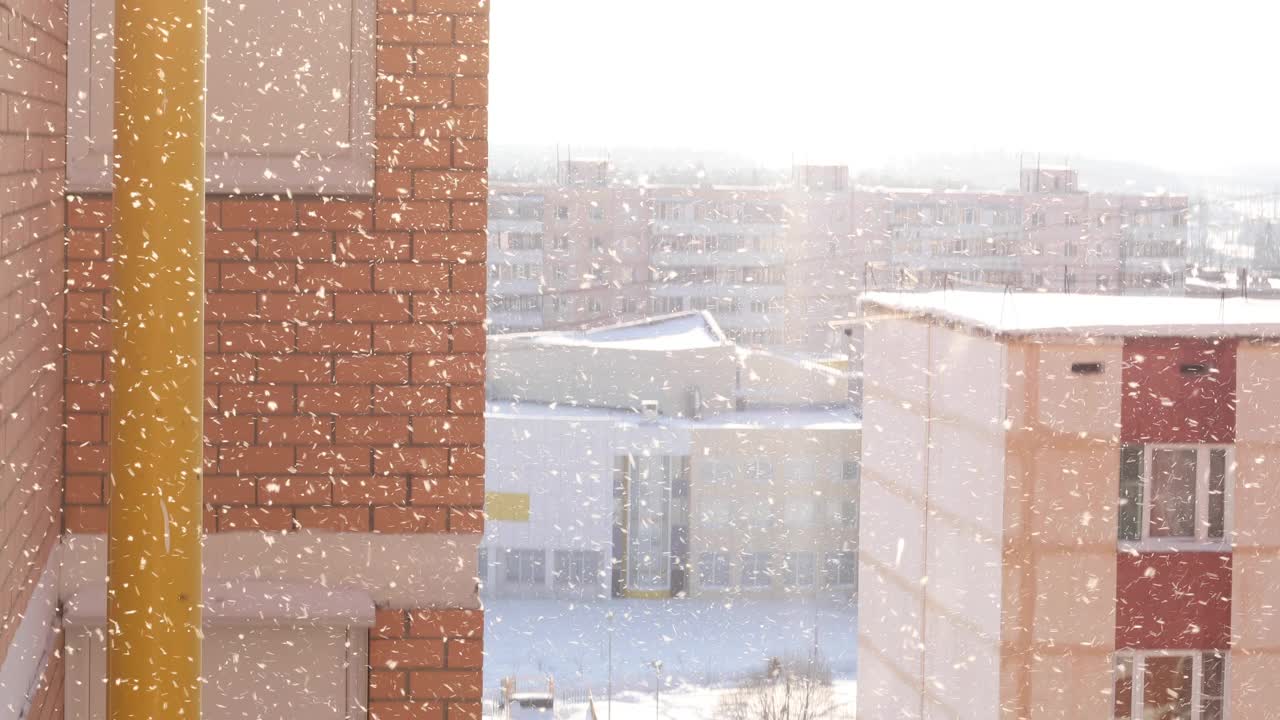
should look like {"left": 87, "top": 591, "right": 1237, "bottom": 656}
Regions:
{"left": 861, "top": 290, "right": 1280, "bottom": 338}
{"left": 496, "top": 311, "right": 728, "bottom": 351}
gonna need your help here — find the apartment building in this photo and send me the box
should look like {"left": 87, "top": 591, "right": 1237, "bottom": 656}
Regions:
{"left": 488, "top": 159, "right": 649, "bottom": 333}
{"left": 856, "top": 290, "right": 1280, "bottom": 718}
{"left": 884, "top": 167, "right": 1188, "bottom": 294}
{"left": 487, "top": 164, "right": 1189, "bottom": 356}
{"left": 488, "top": 162, "right": 880, "bottom": 350}
{"left": 482, "top": 313, "right": 860, "bottom": 600}
{"left": 0, "top": 1, "right": 491, "bottom": 719}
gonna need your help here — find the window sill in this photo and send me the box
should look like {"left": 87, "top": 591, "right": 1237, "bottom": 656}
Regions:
{"left": 1119, "top": 539, "right": 1231, "bottom": 554}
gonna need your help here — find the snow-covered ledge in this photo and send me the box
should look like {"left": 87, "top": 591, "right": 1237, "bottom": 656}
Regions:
{"left": 61, "top": 531, "right": 480, "bottom": 610}
{"left": 63, "top": 579, "right": 376, "bottom": 628}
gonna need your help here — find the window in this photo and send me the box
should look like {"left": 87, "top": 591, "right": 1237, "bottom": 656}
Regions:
{"left": 823, "top": 551, "right": 856, "bottom": 587}
{"left": 783, "top": 499, "right": 814, "bottom": 527}
{"left": 556, "top": 206, "right": 570, "bottom": 220}
{"left": 837, "top": 500, "right": 857, "bottom": 528}
{"left": 590, "top": 205, "right": 605, "bottom": 221}
{"left": 504, "top": 549, "right": 546, "bottom": 586}
{"left": 842, "top": 460, "right": 860, "bottom": 482}
{"left": 783, "top": 552, "right": 816, "bottom": 588}
{"left": 1113, "top": 650, "right": 1226, "bottom": 720}
{"left": 745, "top": 458, "right": 774, "bottom": 484}
{"left": 740, "top": 553, "right": 772, "bottom": 588}
{"left": 740, "top": 503, "right": 774, "bottom": 534}
{"left": 553, "top": 550, "right": 601, "bottom": 589}
{"left": 1119, "top": 445, "right": 1231, "bottom": 547}
{"left": 700, "top": 503, "right": 732, "bottom": 529}
{"left": 697, "top": 552, "right": 730, "bottom": 587}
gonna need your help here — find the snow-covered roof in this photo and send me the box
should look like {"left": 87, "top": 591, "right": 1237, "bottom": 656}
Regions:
{"left": 861, "top": 290, "right": 1280, "bottom": 338}
{"left": 486, "top": 402, "right": 860, "bottom": 431}
{"left": 494, "top": 311, "right": 728, "bottom": 351}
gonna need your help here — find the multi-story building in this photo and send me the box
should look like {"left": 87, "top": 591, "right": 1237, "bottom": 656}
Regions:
{"left": 856, "top": 290, "right": 1280, "bottom": 718}
{"left": 488, "top": 159, "right": 649, "bottom": 333}
{"left": 881, "top": 167, "right": 1189, "bottom": 294}
{"left": 489, "top": 162, "right": 883, "bottom": 350}
{"left": 482, "top": 312, "right": 860, "bottom": 600}
{"left": 488, "top": 164, "right": 1189, "bottom": 355}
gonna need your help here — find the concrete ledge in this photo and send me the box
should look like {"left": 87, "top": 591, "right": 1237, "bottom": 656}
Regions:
{"left": 62, "top": 531, "right": 480, "bottom": 611}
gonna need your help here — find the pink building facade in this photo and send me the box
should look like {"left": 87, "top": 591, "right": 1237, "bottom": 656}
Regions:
{"left": 857, "top": 291, "right": 1280, "bottom": 718}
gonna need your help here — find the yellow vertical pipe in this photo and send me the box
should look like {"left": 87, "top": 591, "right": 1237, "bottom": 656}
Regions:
{"left": 108, "top": 0, "right": 205, "bottom": 717}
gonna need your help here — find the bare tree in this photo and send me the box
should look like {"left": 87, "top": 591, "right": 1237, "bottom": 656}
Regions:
{"left": 717, "top": 656, "right": 850, "bottom": 720}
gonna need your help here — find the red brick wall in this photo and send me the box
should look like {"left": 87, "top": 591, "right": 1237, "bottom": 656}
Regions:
{"left": 24, "top": 646, "right": 65, "bottom": 720}
{"left": 371, "top": 608, "right": 484, "bottom": 720}
{"left": 63, "top": 0, "right": 488, "bottom": 537}
{"left": 63, "top": 0, "right": 487, "bottom": 716}
{"left": 1121, "top": 337, "right": 1237, "bottom": 444}
{"left": 0, "top": 0, "right": 67, "bottom": 695}
{"left": 1116, "top": 552, "right": 1232, "bottom": 650}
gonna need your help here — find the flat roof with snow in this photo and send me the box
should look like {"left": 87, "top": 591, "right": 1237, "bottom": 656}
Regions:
{"left": 862, "top": 291, "right": 1280, "bottom": 338}
{"left": 486, "top": 402, "right": 860, "bottom": 431}
{"left": 493, "top": 311, "right": 728, "bottom": 351}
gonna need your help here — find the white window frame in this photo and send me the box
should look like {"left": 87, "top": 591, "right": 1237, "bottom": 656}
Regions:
{"left": 1126, "top": 444, "right": 1233, "bottom": 552}
{"left": 696, "top": 552, "right": 731, "bottom": 588}
{"left": 504, "top": 548, "right": 547, "bottom": 586}
{"left": 1114, "top": 649, "right": 1228, "bottom": 720}
{"left": 823, "top": 551, "right": 857, "bottom": 587}
{"left": 783, "top": 552, "right": 816, "bottom": 588}
{"left": 739, "top": 553, "right": 773, "bottom": 589}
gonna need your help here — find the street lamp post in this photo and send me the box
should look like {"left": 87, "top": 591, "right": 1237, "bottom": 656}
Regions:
{"left": 607, "top": 611, "right": 614, "bottom": 720}
{"left": 653, "top": 660, "right": 663, "bottom": 720}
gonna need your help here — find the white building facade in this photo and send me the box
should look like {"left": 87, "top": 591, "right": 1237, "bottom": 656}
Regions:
{"left": 482, "top": 313, "right": 860, "bottom": 600}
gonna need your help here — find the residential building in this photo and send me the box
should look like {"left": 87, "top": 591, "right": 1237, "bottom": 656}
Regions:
{"left": 482, "top": 313, "right": 860, "bottom": 600}
{"left": 881, "top": 167, "right": 1188, "bottom": 295}
{"left": 0, "top": 2, "right": 491, "bottom": 719}
{"left": 856, "top": 290, "right": 1280, "bottom": 718}
{"left": 488, "top": 164, "right": 886, "bottom": 351}
{"left": 487, "top": 165, "right": 1189, "bottom": 377}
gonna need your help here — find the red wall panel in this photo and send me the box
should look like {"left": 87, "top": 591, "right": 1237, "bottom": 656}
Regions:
{"left": 1116, "top": 552, "right": 1232, "bottom": 650}
{"left": 1121, "top": 338, "right": 1237, "bottom": 444}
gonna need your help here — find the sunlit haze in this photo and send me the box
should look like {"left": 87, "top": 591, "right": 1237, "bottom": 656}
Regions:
{"left": 492, "top": 0, "right": 1280, "bottom": 174}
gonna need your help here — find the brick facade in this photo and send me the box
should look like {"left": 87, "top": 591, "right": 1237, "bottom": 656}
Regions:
{"left": 370, "top": 608, "right": 485, "bottom": 720}
{"left": 0, "top": 0, "right": 67, "bottom": 695}
{"left": 60, "top": 0, "right": 488, "bottom": 717}
{"left": 24, "top": 650, "right": 64, "bottom": 720}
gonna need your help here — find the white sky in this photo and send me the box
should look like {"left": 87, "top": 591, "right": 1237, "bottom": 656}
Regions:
{"left": 491, "top": 0, "right": 1280, "bottom": 174}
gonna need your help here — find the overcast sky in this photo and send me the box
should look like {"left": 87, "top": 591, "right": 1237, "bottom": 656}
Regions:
{"left": 491, "top": 0, "right": 1280, "bottom": 175}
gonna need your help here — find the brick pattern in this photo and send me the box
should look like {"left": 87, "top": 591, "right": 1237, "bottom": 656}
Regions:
{"left": 0, "top": 0, "right": 67, "bottom": 683}
{"left": 63, "top": 1, "right": 489, "bottom": 542}
{"left": 370, "top": 608, "right": 484, "bottom": 720}
{"left": 23, "top": 640, "right": 64, "bottom": 720}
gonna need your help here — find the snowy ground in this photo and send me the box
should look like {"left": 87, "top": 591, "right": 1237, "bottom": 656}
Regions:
{"left": 537, "top": 680, "right": 857, "bottom": 720}
{"left": 481, "top": 597, "right": 857, "bottom": 718}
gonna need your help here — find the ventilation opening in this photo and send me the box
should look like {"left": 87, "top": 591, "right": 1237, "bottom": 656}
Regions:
{"left": 1180, "top": 363, "right": 1210, "bottom": 376}
{"left": 1070, "top": 362, "right": 1104, "bottom": 375}
{"left": 640, "top": 400, "right": 660, "bottom": 418}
